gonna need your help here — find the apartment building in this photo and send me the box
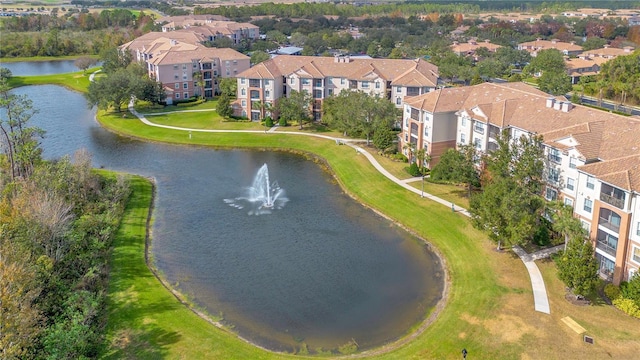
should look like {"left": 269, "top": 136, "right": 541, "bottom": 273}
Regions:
{"left": 120, "top": 34, "right": 249, "bottom": 102}
{"left": 582, "top": 45, "right": 635, "bottom": 60}
{"left": 157, "top": 15, "right": 259, "bottom": 45}
{"left": 234, "top": 55, "right": 439, "bottom": 121}
{"left": 518, "top": 38, "right": 583, "bottom": 57}
{"left": 451, "top": 39, "right": 502, "bottom": 59}
{"left": 400, "top": 82, "right": 640, "bottom": 284}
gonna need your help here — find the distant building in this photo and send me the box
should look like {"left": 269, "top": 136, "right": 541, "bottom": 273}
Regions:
{"left": 518, "top": 38, "right": 583, "bottom": 57}
{"left": 451, "top": 39, "right": 502, "bottom": 59}
{"left": 157, "top": 15, "right": 259, "bottom": 45}
{"left": 582, "top": 45, "right": 635, "bottom": 60}
{"left": 273, "top": 46, "right": 303, "bottom": 56}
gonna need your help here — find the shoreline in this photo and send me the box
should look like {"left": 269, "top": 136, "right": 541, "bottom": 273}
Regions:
{"left": 98, "top": 111, "right": 451, "bottom": 356}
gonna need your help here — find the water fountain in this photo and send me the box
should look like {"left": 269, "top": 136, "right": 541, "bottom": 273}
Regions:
{"left": 224, "top": 163, "right": 288, "bottom": 215}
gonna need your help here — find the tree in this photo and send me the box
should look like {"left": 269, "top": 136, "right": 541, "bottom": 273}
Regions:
{"left": 99, "top": 47, "right": 131, "bottom": 74}
{"left": 548, "top": 201, "right": 586, "bottom": 251}
{"left": 216, "top": 92, "right": 233, "bottom": 118}
{"left": 538, "top": 70, "right": 572, "bottom": 95}
{"left": 581, "top": 37, "right": 607, "bottom": 51}
{"left": 0, "top": 79, "right": 45, "bottom": 180}
{"left": 322, "top": 90, "right": 398, "bottom": 143}
{"left": 430, "top": 145, "right": 479, "bottom": 198}
{"left": 74, "top": 56, "right": 98, "bottom": 75}
{"left": 372, "top": 126, "right": 396, "bottom": 152}
{"left": 218, "top": 78, "right": 237, "bottom": 97}
{"left": 524, "top": 48, "right": 566, "bottom": 76}
{"left": 0, "top": 67, "right": 12, "bottom": 81}
{"left": 192, "top": 72, "right": 204, "bottom": 99}
{"left": 470, "top": 131, "right": 545, "bottom": 250}
{"left": 86, "top": 68, "right": 134, "bottom": 112}
{"left": 556, "top": 238, "right": 598, "bottom": 296}
{"left": 276, "top": 90, "right": 312, "bottom": 129}
{"left": 250, "top": 50, "right": 271, "bottom": 65}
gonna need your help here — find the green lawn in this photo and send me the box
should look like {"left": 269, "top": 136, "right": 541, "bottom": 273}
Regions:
{"left": 6, "top": 67, "right": 99, "bottom": 92}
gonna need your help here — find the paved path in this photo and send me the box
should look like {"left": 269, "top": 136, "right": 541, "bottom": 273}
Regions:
{"left": 126, "top": 98, "right": 554, "bottom": 313}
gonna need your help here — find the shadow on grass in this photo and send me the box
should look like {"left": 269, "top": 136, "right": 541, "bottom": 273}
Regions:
{"left": 104, "top": 324, "right": 181, "bottom": 360}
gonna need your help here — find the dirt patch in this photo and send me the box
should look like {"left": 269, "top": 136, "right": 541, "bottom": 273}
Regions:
{"left": 459, "top": 313, "right": 481, "bottom": 325}
{"left": 565, "top": 292, "right": 591, "bottom": 306}
{"left": 485, "top": 314, "right": 543, "bottom": 343}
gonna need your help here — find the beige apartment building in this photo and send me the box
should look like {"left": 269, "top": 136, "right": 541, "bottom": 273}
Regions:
{"left": 157, "top": 15, "right": 259, "bottom": 45}
{"left": 518, "top": 38, "right": 583, "bottom": 57}
{"left": 400, "top": 82, "right": 640, "bottom": 285}
{"left": 120, "top": 33, "right": 249, "bottom": 102}
{"left": 234, "top": 55, "right": 439, "bottom": 121}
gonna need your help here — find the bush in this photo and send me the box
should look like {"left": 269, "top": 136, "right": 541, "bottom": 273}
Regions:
{"left": 394, "top": 153, "right": 408, "bottom": 162}
{"left": 604, "top": 283, "right": 621, "bottom": 301}
{"left": 533, "top": 221, "right": 550, "bottom": 246}
{"left": 407, "top": 162, "right": 421, "bottom": 176}
{"left": 264, "top": 116, "right": 273, "bottom": 127}
{"left": 278, "top": 117, "right": 288, "bottom": 126}
{"left": 620, "top": 274, "right": 640, "bottom": 307}
{"left": 613, "top": 297, "right": 640, "bottom": 318}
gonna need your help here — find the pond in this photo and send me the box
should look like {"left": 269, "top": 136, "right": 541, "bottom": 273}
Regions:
{"left": 12, "top": 83, "right": 445, "bottom": 354}
{"left": 0, "top": 59, "right": 82, "bottom": 76}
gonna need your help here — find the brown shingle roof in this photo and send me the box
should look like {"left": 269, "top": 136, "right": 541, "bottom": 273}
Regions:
{"left": 236, "top": 55, "right": 439, "bottom": 87}
{"left": 579, "top": 155, "right": 640, "bottom": 192}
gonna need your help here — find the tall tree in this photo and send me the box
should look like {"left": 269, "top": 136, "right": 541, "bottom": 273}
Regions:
{"left": 524, "top": 48, "right": 566, "bottom": 76}
{"left": 85, "top": 68, "right": 134, "bottom": 112}
{"left": 0, "top": 79, "right": 45, "bottom": 180}
{"left": 470, "top": 131, "right": 545, "bottom": 249}
{"left": 216, "top": 92, "right": 233, "bottom": 118}
{"left": 99, "top": 47, "right": 131, "bottom": 74}
{"left": 430, "top": 145, "right": 479, "bottom": 198}
{"left": 556, "top": 238, "right": 598, "bottom": 296}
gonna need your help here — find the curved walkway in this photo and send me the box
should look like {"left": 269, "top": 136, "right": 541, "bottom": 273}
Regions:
{"left": 127, "top": 99, "right": 555, "bottom": 314}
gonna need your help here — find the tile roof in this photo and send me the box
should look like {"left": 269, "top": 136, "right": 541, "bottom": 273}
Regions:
{"left": 406, "top": 82, "right": 640, "bottom": 191}
{"left": 148, "top": 47, "right": 248, "bottom": 66}
{"left": 579, "top": 155, "right": 640, "bottom": 192}
{"left": 519, "top": 39, "right": 583, "bottom": 53}
{"left": 120, "top": 32, "right": 204, "bottom": 52}
{"left": 582, "top": 46, "right": 635, "bottom": 58}
{"left": 451, "top": 40, "right": 502, "bottom": 54}
{"left": 236, "top": 55, "right": 439, "bottom": 86}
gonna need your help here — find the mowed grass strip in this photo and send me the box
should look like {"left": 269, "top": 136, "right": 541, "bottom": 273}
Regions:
{"left": 7, "top": 68, "right": 99, "bottom": 92}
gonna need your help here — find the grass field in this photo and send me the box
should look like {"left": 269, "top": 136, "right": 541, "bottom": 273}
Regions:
{"left": 98, "top": 108, "right": 640, "bottom": 359}
{"left": 6, "top": 67, "right": 99, "bottom": 92}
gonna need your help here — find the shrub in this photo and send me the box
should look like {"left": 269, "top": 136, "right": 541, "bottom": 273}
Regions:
{"left": 620, "top": 274, "right": 640, "bottom": 307}
{"left": 264, "top": 116, "right": 273, "bottom": 127}
{"left": 533, "top": 221, "right": 550, "bottom": 246}
{"left": 604, "top": 283, "right": 621, "bottom": 301}
{"left": 394, "top": 153, "right": 408, "bottom": 162}
{"left": 407, "top": 162, "right": 421, "bottom": 176}
{"left": 278, "top": 117, "right": 288, "bottom": 126}
{"left": 613, "top": 297, "right": 640, "bottom": 318}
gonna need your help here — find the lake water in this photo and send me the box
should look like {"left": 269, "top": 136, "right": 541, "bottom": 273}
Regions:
{"left": 10, "top": 81, "right": 444, "bottom": 353}
{"left": 0, "top": 60, "right": 81, "bottom": 76}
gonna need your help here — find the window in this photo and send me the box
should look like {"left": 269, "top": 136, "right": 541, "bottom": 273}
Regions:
{"left": 548, "top": 168, "right": 559, "bottom": 183}
{"left": 241, "top": 78, "right": 246, "bottom": 84}
{"left": 183, "top": 83, "right": 188, "bottom": 89}
{"left": 460, "top": 133, "right": 466, "bottom": 143}
{"left": 584, "top": 199, "right": 593, "bottom": 213}
{"left": 564, "top": 197, "right": 574, "bottom": 207}
{"left": 375, "top": 81, "right": 380, "bottom": 89}
{"left": 341, "top": 78, "right": 345, "bottom": 85}
{"left": 545, "top": 188, "right": 557, "bottom": 201}
{"left": 548, "top": 148, "right": 561, "bottom": 163}
{"left": 302, "top": 78, "right": 310, "bottom": 85}
{"left": 174, "top": 75, "right": 179, "bottom": 80}
{"left": 596, "top": 229, "right": 618, "bottom": 256}
{"left": 474, "top": 138, "right": 482, "bottom": 149}
{"left": 173, "top": 64, "right": 178, "bottom": 70}
{"left": 328, "top": 89, "right": 333, "bottom": 96}
{"left": 637, "top": 222, "right": 640, "bottom": 237}
{"left": 569, "top": 157, "right": 577, "bottom": 169}
{"left": 396, "top": 86, "right": 402, "bottom": 93}
{"left": 175, "top": 93, "right": 180, "bottom": 99}
{"left": 241, "top": 100, "right": 246, "bottom": 106}
{"left": 474, "top": 122, "right": 485, "bottom": 135}
{"left": 566, "top": 177, "right": 575, "bottom": 190}
{"left": 241, "top": 88, "right": 246, "bottom": 96}
{"left": 265, "top": 90, "right": 270, "bottom": 99}
{"left": 314, "top": 79, "right": 322, "bottom": 87}
{"left": 424, "top": 126, "right": 429, "bottom": 137}
{"left": 290, "top": 77, "right": 295, "bottom": 85}
{"left": 631, "top": 268, "right": 638, "bottom": 280}
{"left": 175, "top": 83, "right": 180, "bottom": 89}
{"left": 587, "top": 176, "right": 595, "bottom": 189}
{"left": 265, "top": 79, "right": 270, "bottom": 86}
{"left": 182, "top": 64, "right": 187, "bottom": 69}
{"left": 396, "top": 98, "right": 401, "bottom": 105}
{"left": 361, "top": 81, "right": 369, "bottom": 89}
{"left": 599, "top": 208, "right": 621, "bottom": 232}
{"left": 184, "top": 92, "right": 189, "bottom": 99}
{"left": 461, "top": 117, "right": 466, "bottom": 126}
{"left": 183, "top": 73, "right": 187, "bottom": 80}
{"left": 313, "top": 89, "right": 322, "bottom": 99}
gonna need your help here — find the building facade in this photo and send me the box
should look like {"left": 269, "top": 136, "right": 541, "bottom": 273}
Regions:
{"left": 120, "top": 34, "right": 250, "bottom": 103}
{"left": 234, "top": 55, "right": 439, "bottom": 121}
{"left": 400, "top": 82, "right": 640, "bottom": 285}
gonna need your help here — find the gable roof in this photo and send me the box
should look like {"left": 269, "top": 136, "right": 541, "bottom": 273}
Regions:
{"left": 236, "top": 55, "right": 439, "bottom": 87}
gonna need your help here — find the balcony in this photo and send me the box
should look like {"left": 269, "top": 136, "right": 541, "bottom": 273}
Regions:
{"left": 600, "top": 193, "right": 624, "bottom": 209}
{"left": 349, "top": 80, "right": 357, "bottom": 89}
{"left": 407, "top": 87, "right": 420, "bottom": 97}
{"left": 474, "top": 124, "right": 485, "bottom": 135}
{"left": 599, "top": 217, "right": 620, "bottom": 232}
{"left": 596, "top": 240, "right": 617, "bottom": 256}
{"left": 249, "top": 79, "right": 261, "bottom": 88}
{"left": 202, "top": 63, "right": 212, "bottom": 70}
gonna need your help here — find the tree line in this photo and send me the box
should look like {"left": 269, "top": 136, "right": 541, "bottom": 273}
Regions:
{"left": 0, "top": 79, "right": 131, "bottom": 359}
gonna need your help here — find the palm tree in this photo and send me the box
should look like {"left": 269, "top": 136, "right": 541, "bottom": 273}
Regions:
{"left": 193, "top": 72, "right": 204, "bottom": 99}
{"left": 403, "top": 142, "right": 416, "bottom": 164}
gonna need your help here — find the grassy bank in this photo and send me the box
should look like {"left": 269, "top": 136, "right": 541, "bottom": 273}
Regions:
{"left": 100, "top": 111, "right": 640, "bottom": 359}
{"left": 6, "top": 67, "right": 99, "bottom": 92}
